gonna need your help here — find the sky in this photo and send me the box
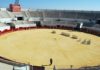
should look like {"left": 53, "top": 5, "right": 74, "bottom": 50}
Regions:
{"left": 0, "top": 0, "right": 100, "bottom": 11}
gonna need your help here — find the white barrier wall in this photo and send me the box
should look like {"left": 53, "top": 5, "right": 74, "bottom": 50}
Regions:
{"left": 0, "top": 62, "right": 13, "bottom": 70}
{"left": 0, "top": 26, "right": 10, "bottom": 31}
{"left": 14, "top": 66, "right": 30, "bottom": 70}
{"left": 15, "top": 24, "right": 36, "bottom": 28}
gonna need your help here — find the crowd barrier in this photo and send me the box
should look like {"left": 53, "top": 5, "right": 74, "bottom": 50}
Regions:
{"left": 0, "top": 25, "right": 100, "bottom": 37}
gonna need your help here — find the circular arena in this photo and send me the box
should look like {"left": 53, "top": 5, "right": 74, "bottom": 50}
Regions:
{"left": 0, "top": 1, "right": 100, "bottom": 69}
{"left": 0, "top": 27, "right": 100, "bottom": 69}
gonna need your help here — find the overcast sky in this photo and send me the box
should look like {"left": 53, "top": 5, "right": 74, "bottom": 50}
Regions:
{"left": 0, "top": 0, "right": 100, "bottom": 11}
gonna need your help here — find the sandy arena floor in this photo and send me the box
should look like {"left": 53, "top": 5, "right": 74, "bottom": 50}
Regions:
{"left": 0, "top": 29, "right": 100, "bottom": 69}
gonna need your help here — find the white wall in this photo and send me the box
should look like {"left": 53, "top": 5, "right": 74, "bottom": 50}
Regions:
{"left": 0, "top": 62, "right": 13, "bottom": 70}
{"left": 14, "top": 66, "right": 30, "bottom": 70}
{"left": 0, "top": 26, "right": 10, "bottom": 31}
{"left": 15, "top": 24, "right": 36, "bottom": 28}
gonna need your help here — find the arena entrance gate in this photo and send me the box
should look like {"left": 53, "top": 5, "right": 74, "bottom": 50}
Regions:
{"left": 34, "top": 21, "right": 41, "bottom": 27}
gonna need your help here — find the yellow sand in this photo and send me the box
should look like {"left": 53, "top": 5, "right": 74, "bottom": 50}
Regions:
{"left": 0, "top": 29, "right": 100, "bottom": 69}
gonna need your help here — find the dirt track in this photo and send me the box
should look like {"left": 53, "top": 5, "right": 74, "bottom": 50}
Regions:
{"left": 0, "top": 29, "right": 100, "bottom": 68}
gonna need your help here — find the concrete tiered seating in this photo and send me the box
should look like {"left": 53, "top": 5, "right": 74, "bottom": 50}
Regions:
{"left": 27, "top": 10, "right": 100, "bottom": 19}
{"left": 43, "top": 10, "right": 60, "bottom": 18}
{"left": 0, "top": 11, "right": 10, "bottom": 18}
{"left": 13, "top": 21, "right": 36, "bottom": 29}
{"left": 13, "top": 12, "right": 28, "bottom": 17}
{"left": 42, "top": 21, "right": 77, "bottom": 28}
{"left": 22, "top": 11, "right": 31, "bottom": 17}
{"left": 28, "top": 11, "right": 42, "bottom": 17}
